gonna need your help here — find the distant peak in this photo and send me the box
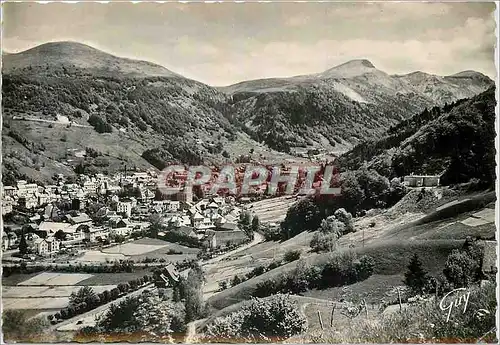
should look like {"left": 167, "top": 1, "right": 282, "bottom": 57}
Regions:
{"left": 448, "top": 70, "right": 485, "bottom": 78}
{"left": 336, "top": 59, "right": 376, "bottom": 69}
{"left": 318, "top": 58, "right": 380, "bottom": 79}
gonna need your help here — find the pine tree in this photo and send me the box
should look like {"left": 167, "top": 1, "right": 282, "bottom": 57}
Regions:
{"left": 403, "top": 253, "right": 428, "bottom": 294}
{"left": 19, "top": 232, "right": 28, "bottom": 255}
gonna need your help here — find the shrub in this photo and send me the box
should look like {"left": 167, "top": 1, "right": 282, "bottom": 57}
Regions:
{"left": 443, "top": 249, "right": 480, "bottom": 288}
{"left": 204, "top": 294, "right": 307, "bottom": 342}
{"left": 310, "top": 232, "right": 338, "bottom": 253}
{"left": 283, "top": 249, "right": 302, "bottom": 263}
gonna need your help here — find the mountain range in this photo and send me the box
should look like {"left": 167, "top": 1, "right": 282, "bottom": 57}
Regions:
{"left": 1, "top": 41, "right": 495, "bottom": 184}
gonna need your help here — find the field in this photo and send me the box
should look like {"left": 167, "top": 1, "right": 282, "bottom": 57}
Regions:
{"left": 245, "top": 195, "right": 298, "bottom": 224}
{"left": 17, "top": 272, "right": 93, "bottom": 286}
{"left": 2, "top": 272, "right": 118, "bottom": 311}
{"left": 74, "top": 237, "right": 199, "bottom": 263}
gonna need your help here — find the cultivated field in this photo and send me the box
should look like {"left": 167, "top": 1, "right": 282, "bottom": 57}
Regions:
{"left": 73, "top": 237, "right": 199, "bottom": 263}
{"left": 18, "top": 272, "right": 93, "bottom": 286}
{"left": 2, "top": 272, "right": 118, "bottom": 311}
{"left": 245, "top": 195, "right": 298, "bottom": 224}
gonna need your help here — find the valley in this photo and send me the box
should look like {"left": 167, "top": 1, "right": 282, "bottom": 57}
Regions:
{"left": 2, "top": 39, "right": 497, "bottom": 344}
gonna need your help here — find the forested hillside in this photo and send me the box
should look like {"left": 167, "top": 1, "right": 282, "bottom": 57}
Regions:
{"left": 337, "top": 87, "right": 496, "bottom": 187}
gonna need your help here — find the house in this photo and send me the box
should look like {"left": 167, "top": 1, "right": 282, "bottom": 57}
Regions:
{"left": 111, "top": 226, "right": 130, "bottom": 237}
{"left": 217, "top": 222, "right": 238, "bottom": 231}
{"left": 403, "top": 175, "right": 440, "bottom": 187}
{"left": 155, "top": 264, "right": 180, "bottom": 288}
{"left": 3, "top": 186, "right": 18, "bottom": 198}
{"left": 83, "top": 226, "right": 109, "bottom": 242}
{"left": 116, "top": 218, "right": 133, "bottom": 229}
{"left": 117, "top": 201, "right": 133, "bottom": 218}
{"left": 17, "top": 181, "right": 38, "bottom": 198}
{"left": 165, "top": 201, "right": 181, "bottom": 213}
{"left": 38, "top": 221, "right": 71, "bottom": 237}
{"left": 2, "top": 232, "right": 18, "bottom": 250}
{"left": 34, "top": 237, "right": 60, "bottom": 255}
{"left": 176, "top": 188, "right": 193, "bottom": 203}
{"left": 63, "top": 224, "right": 86, "bottom": 242}
{"left": 66, "top": 213, "right": 92, "bottom": 225}
{"left": 44, "top": 204, "right": 61, "bottom": 221}
{"left": 139, "top": 188, "right": 155, "bottom": 203}
{"left": 2, "top": 197, "right": 14, "bottom": 215}
{"left": 83, "top": 180, "right": 97, "bottom": 195}
{"left": 18, "top": 196, "right": 38, "bottom": 209}
{"left": 176, "top": 226, "right": 197, "bottom": 238}
{"left": 192, "top": 212, "right": 205, "bottom": 228}
{"left": 204, "top": 230, "right": 247, "bottom": 249}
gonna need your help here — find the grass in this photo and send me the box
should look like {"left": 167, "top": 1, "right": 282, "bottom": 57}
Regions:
{"left": 207, "top": 237, "right": 464, "bottom": 310}
{"left": 354, "top": 239, "right": 464, "bottom": 275}
{"left": 2, "top": 272, "right": 40, "bottom": 286}
{"left": 76, "top": 269, "right": 153, "bottom": 285}
{"left": 303, "top": 274, "right": 404, "bottom": 304}
{"left": 299, "top": 282, "right": 497, "bottom": 343}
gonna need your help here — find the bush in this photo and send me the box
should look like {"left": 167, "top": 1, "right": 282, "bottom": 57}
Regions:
{"left": 443, "top": 249, "right": 481, "bottom": 288}
{"left": 2, "top": 310, "right": 50, "bottom": 342}
{"left": 204, "top": 294, "right": 307, "bottom": 342}
{"left": 283, "top": 249, "right": 302, "bottom": 263}
{"left": 88, "top": 114, "right": 113, "bottom": 133}
{"left": 310, "top": 232, "right": 338, "bottom": 253}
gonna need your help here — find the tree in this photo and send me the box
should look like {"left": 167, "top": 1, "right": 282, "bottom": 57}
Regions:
{"left": 148, "top": 213, "right": 162, "bottom": 238}
{"left": 281, "top": 198, "right": 321, "bottom": 239}
{"left": 283, "top": 249, "right": 301, "bottom": 263}
{"left": 183, "top": 266, "right": 205, "bottom": 322}
{"left": 231, "top": 275, "right": 242, "bottom": 287}
{"left": 69, "top": 286, "right": 97, "bottom": 307}
{"left": 2, "top": 310, "right": 49, "bottom": 342}
{"left": 251, "top": 215, "right": 260, "bottom": 233}
{"left": 443, "top": 249, "right": 480, "bottom": 288}
{"left": 333, "top": 208, "right": 354, "bottom": 233}
{"left": 205, "top": 294, "right": 307, "bottom": 342}
{"left": 54, "top": 229, "right": 67, "bottom": 241}
{"left": 404, "top": 254, "right": 429, "bottom": 294}
{"left": 19, "top": 231, "right": 28, "bottom": 255}
{"left": 310, "top": 232, "right": 337, "bottom": 253}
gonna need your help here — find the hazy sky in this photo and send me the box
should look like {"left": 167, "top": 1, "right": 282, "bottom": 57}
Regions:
{"left": 3, "top": 2, "right": 497, "bottom": 86}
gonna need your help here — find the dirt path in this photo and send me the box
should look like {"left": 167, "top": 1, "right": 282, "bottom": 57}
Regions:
{"left": 12, "top": 115, "right": 92, "bottom": 128}
{"left": 201, "top": 232, "right": 265, "bottom": 266}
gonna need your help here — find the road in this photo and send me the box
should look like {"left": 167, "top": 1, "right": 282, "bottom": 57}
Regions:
{"left": 201, "top": 232, "right": 265, "bottom": 266}
{"left": 12, "top": 116, "right": 92, "bottom": 128}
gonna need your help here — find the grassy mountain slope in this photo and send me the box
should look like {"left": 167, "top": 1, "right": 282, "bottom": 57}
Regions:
{"left": 2, "top": 42, "right": 267, "bottom": 184}
{"left": 337, "top": 87, "right": 496, "bottom": 186}
{"left": 3, "top": 41, "right": 181, "bottom": 78}
{"left": 221, "top": 60, "right": 493, "bottom": 154}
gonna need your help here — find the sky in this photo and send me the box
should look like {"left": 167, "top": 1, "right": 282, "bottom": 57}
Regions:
{"left": 3, "top": 1, "right": 497, "bottom": 86}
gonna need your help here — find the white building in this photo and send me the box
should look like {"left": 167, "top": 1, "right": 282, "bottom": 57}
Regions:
{"left": 165, "top": 201, "right": 180, "bottom": 213}
{"left": 17, "top": 181, "right": 39, "bottom": 198}
{"left": 34, "top": 237, "right": 60, "bottom": 255}
{"left": 83, "top": 180, "right": 97, "bottom": 195}
{"left": 117, "top": 201, "right": 132, "bottom": 218}
{"left": 3, "top": 186, "right": 17, "bottom": 198}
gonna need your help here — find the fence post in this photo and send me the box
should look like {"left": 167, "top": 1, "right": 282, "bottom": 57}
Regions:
{"left": 317, "top": 310, "right": 324, "bottom": 330}
{"left": 330, "top": 304, "right": 336, "bottom": 328}
{"left": 398, "top": 287, "right": 402, "bottom": 312}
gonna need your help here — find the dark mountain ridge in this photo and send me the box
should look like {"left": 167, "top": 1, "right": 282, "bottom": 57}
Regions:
{"left": 1, "top": 41, "right": 495, "bottom": 184}
{"left": 337, "top": 86, "right": 496, "bottom": 187}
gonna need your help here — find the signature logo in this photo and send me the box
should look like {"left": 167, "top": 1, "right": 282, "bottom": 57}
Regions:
{"left": 439, "top": 287, "right": 471, "bottom": 322}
